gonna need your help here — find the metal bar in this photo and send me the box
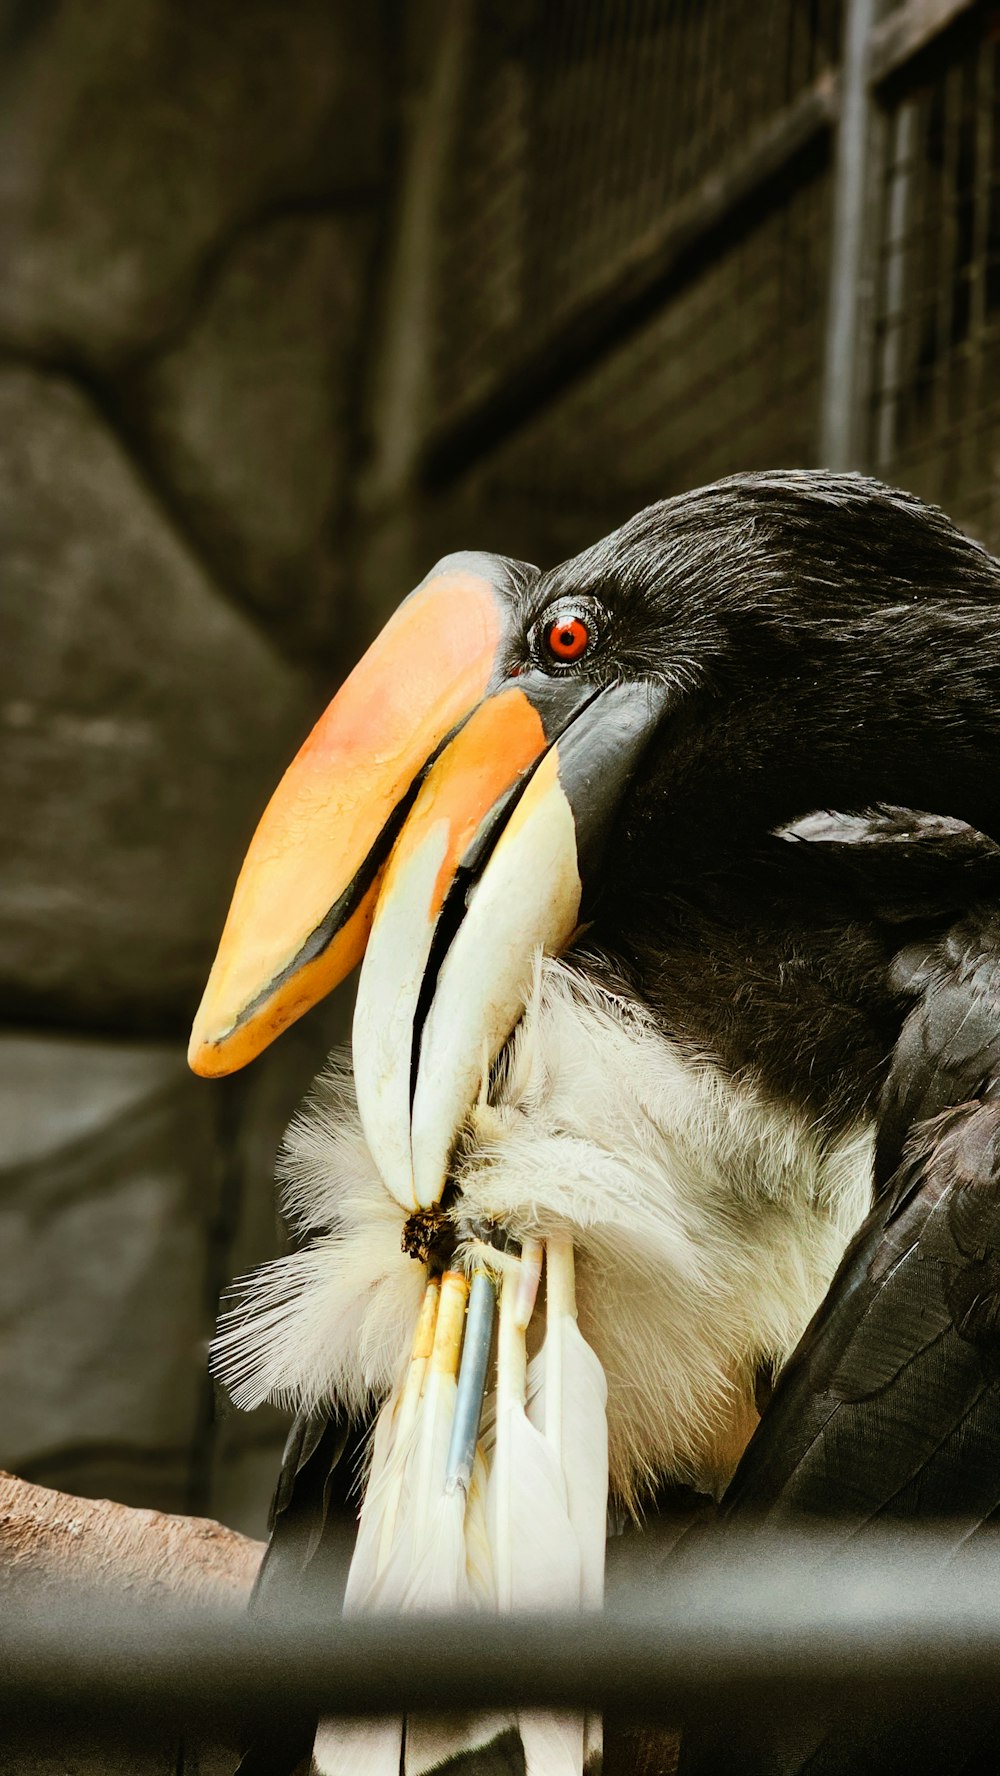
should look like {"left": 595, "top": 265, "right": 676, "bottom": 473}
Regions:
{"left": 931, "top": 58, "right": 963, "bottom": 501}
{"left": 395, "top": 0, "right": 977, "bottom": 494}
{"left": 973, "top": 11, "right": 997, "bottom": 535}
{"left": 875, "top": 98, "right": 918, "bottom": 468}
{"left": 869, "top": 0, "right": 979, "bottom": 88}
{"left": 820, "top": 0, "right": 877, "bottom": 467}
{"left": 7, "top": 1539, "right": 1000, "bottom": 1733}
{"left": 361, "top": 0, "right": 473, "bottom": 508}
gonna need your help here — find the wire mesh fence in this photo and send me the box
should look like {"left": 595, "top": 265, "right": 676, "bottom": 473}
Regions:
{"left": 457, "top": 146, "right": 834, "bottom": 571}
{"left": 378, "top": 0, "right": 1000, "bottom": 578}
{"left": 428, "top": 0, "right": 843, "bottom": 439}
{"left": 870, "top": 5, "right": 1000, "bottom": 547}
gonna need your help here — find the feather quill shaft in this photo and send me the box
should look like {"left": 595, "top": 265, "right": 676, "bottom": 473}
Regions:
{"left": 402, "top": 1273, "right": 514, "bottom": 1775}
{"left": 405, "top": 1268, "right": 496, "bottom": 1612}
{"left": 487, "top": 1244, "right": 582, "bottom": 1775}
{"left": 323, "top": 1283, "right": 441, "bottom": 1776}
{"left": 392, "top": 1270, "right": 467, "bottom": 1612}
{"left": 344, "top": 1273, "right": 440, "bottom": 1613}
{"left": 537, "top": 1236, "right": 609, "bottom": 1608}
{"left": 413, "top": 1271, "right": 468, "bottom": 1539}
{"left": 523, "top": 1237, "right": 608, "bottom": 1776}
{"left": 489, "top": 1241, "right": 541, "bottom": 1609}
{"left": 445, "top": 1268, "right": 497, "bottom": 1496}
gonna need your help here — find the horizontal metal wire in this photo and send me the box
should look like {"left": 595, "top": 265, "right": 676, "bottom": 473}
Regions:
{"left": 5, "top": 1533, "right": 1000, "bottom": 1735}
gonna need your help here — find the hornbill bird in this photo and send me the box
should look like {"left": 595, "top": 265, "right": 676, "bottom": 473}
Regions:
{"left": 189, "top": 471, "right": 1000, "bottom": 1775}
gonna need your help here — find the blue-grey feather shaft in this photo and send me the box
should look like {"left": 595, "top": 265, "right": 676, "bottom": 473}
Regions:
{"left": 445, "top": 1270, "right": 496, "bottom": 1495}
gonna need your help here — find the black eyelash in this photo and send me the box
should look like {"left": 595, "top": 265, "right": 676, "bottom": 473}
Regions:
{"left": 529, "top": 597, "right": 605, "bottom": 670}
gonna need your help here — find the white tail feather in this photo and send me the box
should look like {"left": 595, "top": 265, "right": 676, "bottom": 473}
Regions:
{"left": 344, "top": 1275, "right": 440, "bottom": 1612}
{"left": 342, "top": 1391, "right": 398, "bottom": 1611}
{"left": 370, "top": 1272, "right": 467, "bottom": 1612}
{"left": 404, "top": 1279, "right": 518, "bottom": 1768}
{"left": 520, "top": 1711, "right": 586, "bottom": 1776}
{"left": 322, "top": 1283, "right": 442, "bottom": 1775}
{"left": 487, "top": 1248, "right": 582, "bottom": 1775}
{"left": 322, "top": 1244, "right": 606, "bottom": 1776}
{"left": 488, "top": 1354, "right": 580, "bottom": 1607}
{"left": 404, "top": 1483, "right": 468, "bottom": 1611}
{"left": 530, "top": 1238, "right": 608, "bottom": 1608}
{"left": 404, "top": 1715, "right": 517, "bottom": 1775}
{"left": 530, "top": 1239, "right": 609, "bottom": 1775}
{"left": 313, "top": 1717, "right": 404, "bottom": 1776}
{"left": 465, "top": 1444, "right": 494, "bottom": 1605}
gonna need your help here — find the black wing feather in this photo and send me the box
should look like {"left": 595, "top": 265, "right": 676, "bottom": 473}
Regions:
{"left": 236, "top": 1405, "right": 355, "bottom": 1776}
{"left": 721, "top": 1106, "right": 1000, "bottom": 1531}
{"left": 876, "top": 907, "right": 1000, "bottom": 1187}
{"left": 677, "top": 912, "right": 1000, "bottom": 1774}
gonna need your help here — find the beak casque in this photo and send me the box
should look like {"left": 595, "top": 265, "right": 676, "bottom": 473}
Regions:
{"left": 189, "top": 552, "right": 666, "bottom": 1210}
{"left": 187, "top": 556, "right": 514, "bottom": 1077}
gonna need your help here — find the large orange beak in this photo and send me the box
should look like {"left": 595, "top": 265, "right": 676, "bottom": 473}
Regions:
{"left": 188, "top": 555, "right": 520, "bottom": 1077}
{"left": 189, "top": 546, "right": 668, "bottom": 1217}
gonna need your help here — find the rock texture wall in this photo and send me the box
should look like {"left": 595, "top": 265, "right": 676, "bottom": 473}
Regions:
{"left": 1, "top": 0, "right": 392, "bottom": 1540}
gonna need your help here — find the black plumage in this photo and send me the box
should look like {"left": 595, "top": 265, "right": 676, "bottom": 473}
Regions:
{"left": 676, "top": 1100, "right": 1000, "bottom": 1774}
{"left": 232, "top": 472, "right": 1000, "bottom": 1774}
{"left": 236, "top": 1411, "right": 350, "bottom": 1776}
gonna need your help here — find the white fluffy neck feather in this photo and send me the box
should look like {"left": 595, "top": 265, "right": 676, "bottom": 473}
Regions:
{"left": 212, "top": 960, "right": 873, "bottom": 1505}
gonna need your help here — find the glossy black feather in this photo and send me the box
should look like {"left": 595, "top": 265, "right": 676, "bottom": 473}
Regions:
{"left": 256, "top": 1407, "right": 351, "bottom": 1598}
{"left": 558, "top": 479, "right": 1000, "bottom": 1773}
{"left": 675, "top": 1102, "right": 1000, "bottom": 1774}
{"left": 597, "top": 817, "right": 1000, "bottom": 1141}
{"left": 876, "top": 908, "right": 1000, "bottom": 1187}
{"left": 722, "top": 1104, "right": 1000, "bottom": 1522}
{"left": 236, "top": 1407, "right": 352, "bottom": 1776}
{"left": 235, "top": 475, "right": 1000, "bottom": 1774}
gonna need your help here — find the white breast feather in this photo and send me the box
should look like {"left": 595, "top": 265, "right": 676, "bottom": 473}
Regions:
{"left": 212, "top": 958, "right": 873, "bottom": 1505}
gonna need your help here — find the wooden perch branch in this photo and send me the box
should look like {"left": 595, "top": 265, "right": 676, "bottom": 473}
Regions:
{"left": 0, "top": 1474, "right": 684, "bottom": 1775}
{"left": 0, "top": 1470, "right": 265, "bottom": 1600}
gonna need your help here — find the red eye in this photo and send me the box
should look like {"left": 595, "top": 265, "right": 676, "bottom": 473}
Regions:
{"left": 545, "top": 614, "right": 590, "bottom": 661}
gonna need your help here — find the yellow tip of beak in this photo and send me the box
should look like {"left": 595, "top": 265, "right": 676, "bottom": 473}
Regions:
{"left": 187, "top": 1006, "right": 269, "bottom": 1078}
{"left": 187, "top": 1030, "right": 237, "bottom": 1078}
{"left": 186, "top": 562, "right": 508, "bottom": 1081}
{"left": 187, "top": 885, "right": 378, "bottom": 1078}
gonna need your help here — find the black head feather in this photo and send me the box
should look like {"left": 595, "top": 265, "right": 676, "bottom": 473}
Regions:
{"left": 520, "top": 471, "right": 1000, "bottom": 863}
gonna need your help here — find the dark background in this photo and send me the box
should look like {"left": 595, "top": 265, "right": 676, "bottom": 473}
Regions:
{"left": 2, "top": 0, "right": 997, "bottom": 1542}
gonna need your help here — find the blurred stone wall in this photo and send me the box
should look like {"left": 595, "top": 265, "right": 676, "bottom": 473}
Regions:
{"left": 11, "top": 0, "right": 978, "bottom": 1562}
{"left": 1, "top": 0, "right": 393, "bottom": 1539}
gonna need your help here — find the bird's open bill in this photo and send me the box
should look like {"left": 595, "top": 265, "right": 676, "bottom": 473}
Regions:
{"left": 189, "top": 551, "right": 666, "bottom": 1208}
{"left": 187, "top": 555, "right": 511, "bottom": 1078}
